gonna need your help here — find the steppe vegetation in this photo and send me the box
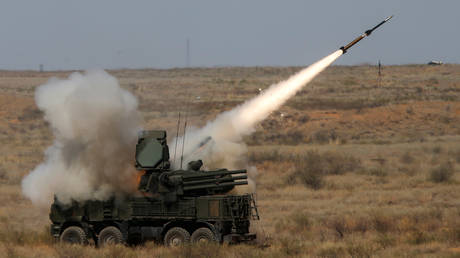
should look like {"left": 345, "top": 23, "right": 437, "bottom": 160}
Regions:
{"left": 0, "top": 64, "right": 459, "bottom": 257}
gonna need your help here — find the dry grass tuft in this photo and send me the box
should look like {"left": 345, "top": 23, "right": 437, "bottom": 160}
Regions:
{"left": 286, "top": 150, "right": 360, "bottom": 189}
{"left": 400, "top": 151, "right": 415, "bottom": 164}
{"left": 0, "top": 220, "right": 52, "bottom": 246}
{"left": 278, "top": 238, "right": 304, "bottom": 256}
{"left": 429, "top": 162, "right": 455, "bottom": 183}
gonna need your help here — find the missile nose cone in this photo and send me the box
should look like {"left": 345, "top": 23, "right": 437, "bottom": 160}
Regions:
{"left": 384, "top": 15, "right": 394, "bottom": 22}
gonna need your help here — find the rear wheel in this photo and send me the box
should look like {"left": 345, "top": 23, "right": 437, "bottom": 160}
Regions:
{"left": 60, "top": 226, "right": 87, "bottom": 244}
{"left": 164, "top": 227, "right": 190, "bottom": 246}
{"left": 98, "top": 226, "right": 124, "bottom": 246}
{"left": 191, "top": 227, "right": 217, "bottom": 243}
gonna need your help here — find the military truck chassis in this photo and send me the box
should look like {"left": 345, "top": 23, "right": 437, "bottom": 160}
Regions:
{"left": 50, "top": 194, "right": 258, "bottom": 246}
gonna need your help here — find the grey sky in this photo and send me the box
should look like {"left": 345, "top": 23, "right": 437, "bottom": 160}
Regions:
{"left": 1, "top": 0, "right": 458, "bottom": 70}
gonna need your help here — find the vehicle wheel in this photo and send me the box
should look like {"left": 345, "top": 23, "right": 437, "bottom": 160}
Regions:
{"left": 191, "top": 227, "right": 217, "bottom": 243}
{"left": 98, "top": 226, "right": 124, "bottom": 246}
{"left": 60, "top": 226, "right": 87, "bottom": 244}
{"left": 164, "top": 227, "right": 190, "bottom": 246}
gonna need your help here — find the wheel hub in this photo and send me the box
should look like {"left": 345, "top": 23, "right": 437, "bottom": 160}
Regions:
{"left": 171, "top": 237, "right": 182, "bottom": 246}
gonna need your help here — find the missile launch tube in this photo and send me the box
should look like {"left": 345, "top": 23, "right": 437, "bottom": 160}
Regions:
{"left": 181, "top": 169, "right": 247, "bottom": 180}
{"left": 182, "top": 175, "right": 248, "bottom": 186}
{"left": 183, "top": 181, "right": 248, "bottom": 191}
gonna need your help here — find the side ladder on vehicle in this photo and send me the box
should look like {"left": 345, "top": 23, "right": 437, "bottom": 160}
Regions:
{"left": 251, "top": 194, "right": 260, "bottom": 220}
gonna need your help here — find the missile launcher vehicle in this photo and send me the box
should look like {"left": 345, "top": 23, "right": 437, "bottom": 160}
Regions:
{"left": 49, "top": 130, "right": 259, "bottom": 246}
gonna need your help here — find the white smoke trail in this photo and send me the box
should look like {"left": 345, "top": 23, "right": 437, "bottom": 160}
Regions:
{"left": 172, "top": 50, "right": 343, "bottom": 186}
{"left": 22, "top": 70, "right": 141, "bottom": 208}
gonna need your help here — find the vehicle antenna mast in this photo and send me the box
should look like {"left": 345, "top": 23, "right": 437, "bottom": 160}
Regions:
{"left": 180, "top": 111, "right": 188, "bottom": 170}
{"left": 173, "top": 112, "right": 181, "bottom": 164}
{"left": 180, "top": 94, "right": 192, "bottom": 170}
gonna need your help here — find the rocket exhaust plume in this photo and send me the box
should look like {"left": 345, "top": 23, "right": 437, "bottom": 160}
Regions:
{"left": 22, "top": 70, "right": 141, "bottom": 208}
{"left": 172, "top": 50, "right": 343, "bottom": 190}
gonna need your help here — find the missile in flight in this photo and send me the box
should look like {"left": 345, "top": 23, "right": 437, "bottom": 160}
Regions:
{"left": 340, "top": 15, "right": 393, "bottom": 54}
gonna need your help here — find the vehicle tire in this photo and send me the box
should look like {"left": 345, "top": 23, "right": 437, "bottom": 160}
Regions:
{"left": 60, "top": 226, "right": 88, "bottom": 244}
{"left": 164, "top": 227, "right": 190, "bottom": 246}
{"left": 98, "top": 226, "right": 124, "bottom": 246}
{"left": 191, "top": 227, "right": 217, "bottom": 243}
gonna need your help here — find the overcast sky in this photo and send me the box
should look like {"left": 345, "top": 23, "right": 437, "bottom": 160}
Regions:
{"left": 1, "top": 0, "right": 458, "bottom": 70}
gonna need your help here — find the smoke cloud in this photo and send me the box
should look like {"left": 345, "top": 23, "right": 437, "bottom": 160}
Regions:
{"left": 22, "top": 70, "right": 141, "bottom": 208}
{"left": 172, "top": 50, "right": 343, "bottom": 191}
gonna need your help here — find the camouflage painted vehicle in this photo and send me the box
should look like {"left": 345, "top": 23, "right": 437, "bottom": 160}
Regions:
{"left": 49, "top": 130, "right": 259, "bottom": 246}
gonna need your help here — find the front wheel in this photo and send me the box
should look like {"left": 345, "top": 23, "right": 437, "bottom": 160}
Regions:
{"left": 164, "top": 227, "right": 190, "bottom": 246}
{"left": 98, "top": 226, "right": 124, "bottom": 247}
{"left": 191, "top": 227, "right": 217, "bottom": 243}
{"left": 60, "top": 226, "right": 88, "bottom": 244}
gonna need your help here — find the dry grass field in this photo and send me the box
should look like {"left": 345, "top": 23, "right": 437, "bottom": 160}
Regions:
{"left": 0, "top": 64, "right": 459, "bottom": 257}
